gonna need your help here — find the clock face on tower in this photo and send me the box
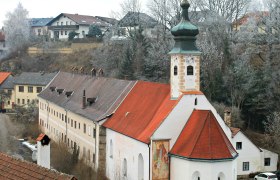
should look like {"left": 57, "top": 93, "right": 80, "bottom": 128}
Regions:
{"left": 185, "top": 56, "right": 194, "bottom": 64}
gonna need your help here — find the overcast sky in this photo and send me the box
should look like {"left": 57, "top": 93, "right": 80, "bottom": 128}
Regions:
{"left": 0, "top": 0, "right": 148, "bottom": 27}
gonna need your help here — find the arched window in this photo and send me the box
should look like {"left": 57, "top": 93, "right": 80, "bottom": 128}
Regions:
{"left": 192, "top": 171, "right": 201, "bottom": 180}
{"left": 110, "top": 140, "right": 113, "bottom": 158}
{"left": 174, "top": 66, "right": 178, "bottom": 76}
{"left": 187, "top": 65, "right": 194, "bottom": 75}
{"left": 218, "top": 172, "right": 226, "bottom": 180}
{"left": 195, "top": 98, "right": 198, "bottom": 106}
{"left": 138, "top": 154, "right": 144, "bottom": 180}
{"left": 123, "top": 158, "right": 127, "bottom": 177}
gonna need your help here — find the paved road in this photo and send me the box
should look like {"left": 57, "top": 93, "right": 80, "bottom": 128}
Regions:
{"left": 0, "top": 114, "right": 32, "bottom": 160}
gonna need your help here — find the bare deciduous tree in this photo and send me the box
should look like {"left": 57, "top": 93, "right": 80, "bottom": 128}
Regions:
{"left": 4, "top": 3, "right": 31, "bottom": 53}
{"left": 264, "top": 112, "right": 280, "bottom": 154}
{"left": 120, "top": 0, "right": 142, "bottom": 15}
{"left": 195, "top": 0, "right": 251, "bottom": 22}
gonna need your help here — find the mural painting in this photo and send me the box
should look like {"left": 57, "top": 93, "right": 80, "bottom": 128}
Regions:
{"left": 152, "top": 140, "right": 169, "bottom": 180}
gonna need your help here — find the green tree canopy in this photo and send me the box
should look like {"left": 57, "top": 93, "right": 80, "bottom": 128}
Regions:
{"left": 87, "top": 25, "right": 102, "bottom": 38}
{"left": 68, "top": 31, "right": 79, "bottom": 41}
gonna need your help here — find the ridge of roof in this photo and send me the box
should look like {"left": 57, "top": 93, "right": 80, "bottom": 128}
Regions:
{"left": 188, "top": 110, "right": 211, "bottom": 158}
{"left": 170, "top": 109, "right": 238, "bottom": 160}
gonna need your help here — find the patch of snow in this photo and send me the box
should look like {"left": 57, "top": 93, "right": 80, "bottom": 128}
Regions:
{"left": 22, "top": 141, "right": 37, "bottom": 152}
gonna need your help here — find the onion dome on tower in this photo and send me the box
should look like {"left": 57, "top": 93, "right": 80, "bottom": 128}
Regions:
{"left": 170, "top": 0, "right": 200, "bottom": 54}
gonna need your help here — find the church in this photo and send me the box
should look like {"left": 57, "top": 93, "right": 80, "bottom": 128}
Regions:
{"left": 38, "top": 0, "right": 278, "bottom": 179}
{"left": 102, "top": 0, "right": 278, "bottom": 179}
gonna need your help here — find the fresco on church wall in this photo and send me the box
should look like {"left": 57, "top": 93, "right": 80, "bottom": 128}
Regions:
{"left": 152, "top": 140, "right": 169, "bottom": 180}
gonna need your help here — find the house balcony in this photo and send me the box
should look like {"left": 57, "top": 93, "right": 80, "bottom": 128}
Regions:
{"left": 48, "top": 25, "right": 79, "bottom": 31}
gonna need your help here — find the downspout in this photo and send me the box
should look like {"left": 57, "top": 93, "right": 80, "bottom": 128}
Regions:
{"left": 149, "top": 143, "right": 151, "bottom": 180}
{"left": 94, "top": 121, "right": 98, "bottom": 171}
{"left": 46, "top": 100, "right": 49, "bottom": 134}
{"left": 65, "top": 109, "right": 68, "bottom": 140}
{"left": 169, "top": 154, "right": 171, "bottom": 180}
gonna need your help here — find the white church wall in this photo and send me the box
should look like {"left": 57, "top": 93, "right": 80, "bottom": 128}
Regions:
{"left": 170, "top": 156, "right": 237, "bottom": 180}
{"left": 106, "top": 129, "right": 149, "bottom": 180}
{"left": 152, "top": 94, "right": 233, "bottom": 148}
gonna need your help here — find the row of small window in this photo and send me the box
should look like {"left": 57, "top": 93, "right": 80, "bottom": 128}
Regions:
{"left": 18, "top": 86, "right": 42, "bottom": 93}
{"left": 173, "top": 65, "right": 194, "bottom": 76}
{"left": 60, "top": 31, "right": 68, "bottom": 36}
{"left": 39, "top": 104, "right": 97, "bottom": 138}
{"left": 17, "top": 98, "right": 35, "bottom": 105}
{"left": 39, "top": 119, "right": 96, "bottom": 162}
{"left": 242, "top": 158, "right": 271, "bottom": 171}
{"left": 56, "top": 21, "right": 73, "bottom": 26}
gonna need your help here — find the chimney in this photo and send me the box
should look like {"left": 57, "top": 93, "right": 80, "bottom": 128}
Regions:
{"left": 91, "top": 68, "right": 96, "bottom": 77}
{"left": 98, "top": 68, "right": 104, "bottom": 77}
{"left": 80, "top": 66, "right": 84, "bottom": 74}
{"left": 36, "top": 134, "right": 51, "bottom": 169}
{"left": 224, "top": 108, "right": 232, "bottom": 127}
{"left": 82, "top": 90, "right": 86, "bottom": 109}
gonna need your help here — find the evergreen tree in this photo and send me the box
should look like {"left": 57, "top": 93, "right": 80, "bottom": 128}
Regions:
{"left": 88, "top": 25, "right": 102, "bottom": 38}
{"left": 118, "top": 47, "right": 134, "bottom": 80}
{"left": 68, "top": 31, "right": 78, "bottom": 41}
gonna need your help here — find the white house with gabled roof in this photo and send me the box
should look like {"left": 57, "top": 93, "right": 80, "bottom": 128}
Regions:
{"left": 231, "top": 128, "right": 278, "bottom": 175}
{"left": 47, "top": 13, "right": 112, "bottom": 40}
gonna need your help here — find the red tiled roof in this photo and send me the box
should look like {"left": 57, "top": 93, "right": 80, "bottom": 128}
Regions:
{"left": 233, "top": 11, "right": 269, "bottom": 26}
{"left": 0, "top": 72, "right": 11, "bottom": 85}
{"left": 0, "top": 32, "right": 5, "bottom": 42}
{"left": 36, "top": 133, "right": 46, "bottom": 141}
{"left": 170, "top": 110, "right": 237, "bottom": 160}
{"left": 63, "top": 13, "right": 109, "bottom": 27}
{"left": 103, "top": 81, "right": 178, "bottom": 144}
{"left": 230, "top": 127, "right": 241, "bottom": 138}
{"left": 0, "top": 152, "right": 76, "bottom": 180}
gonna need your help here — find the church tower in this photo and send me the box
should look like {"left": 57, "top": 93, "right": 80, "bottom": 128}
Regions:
{"left": 170, "top": 0, "right": 201, "bottom": 99}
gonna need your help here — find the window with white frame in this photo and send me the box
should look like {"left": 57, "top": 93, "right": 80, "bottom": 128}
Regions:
{"left": 236, "top": 142, "right": 242, "bottom": 150}
{"left": 243, "top": 162, "right": 249, "bottom": 171}
{"left": 264, "top": 158, "right": 271, "bottom": 166}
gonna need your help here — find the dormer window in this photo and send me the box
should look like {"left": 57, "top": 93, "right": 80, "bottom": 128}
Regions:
{"left": 50, "top": 87, "right": 56, "bottom": 92}
{"left": 65, "top": 91, "right": 73, "bottom": 98}
{"left": 174, "top": 66, "right": 178, "bottom": 76}
{"left": 187, "top": 65, "right": 194, "bottom": 75}
{"left": 87, "top": 97, "right": 97, "bottom": 106}
{"left": 56, "top": 89, "right": 64, "bottom": 95}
